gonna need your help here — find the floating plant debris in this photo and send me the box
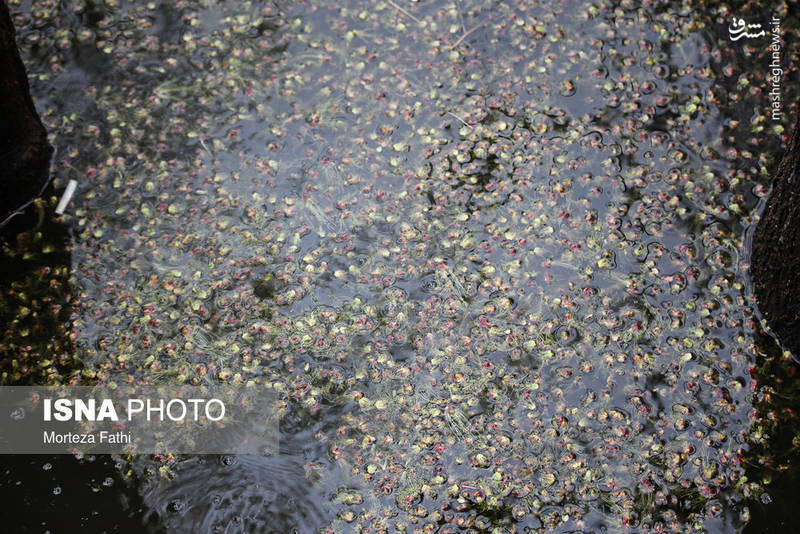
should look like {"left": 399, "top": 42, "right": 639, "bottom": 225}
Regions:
{"left": 2, "top": 0, "right": 799, "bottom": 532}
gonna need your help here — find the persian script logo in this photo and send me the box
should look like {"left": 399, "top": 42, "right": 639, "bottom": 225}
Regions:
{"left": 727, "top": 18, "right": 766, "bottom": 41}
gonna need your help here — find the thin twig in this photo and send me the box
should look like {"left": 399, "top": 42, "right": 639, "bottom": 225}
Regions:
{"left": 0, "top": 146, "right": 57, "bottom": 229}
{"left": 450, "top": 22, "right": 484, "bottom": 49}
{"left": 446, "top": 112, "right": 471, "bottom": 128}
{"left": 386, "top": 0, "right": 420, "bottom": 23}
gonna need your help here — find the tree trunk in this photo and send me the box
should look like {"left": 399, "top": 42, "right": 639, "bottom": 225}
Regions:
{"left": 751, "top": 115, "right": 800, "bottom": 356}
{"left": 0, "top": 1, "right": 74, "bottom": 384}
{"left": 0, "top": 0, "right": 53, "bottom": 228}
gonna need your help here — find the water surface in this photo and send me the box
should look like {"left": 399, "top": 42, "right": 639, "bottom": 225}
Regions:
{"left": 5, "top": 0, "right": 800, "bottom": 531}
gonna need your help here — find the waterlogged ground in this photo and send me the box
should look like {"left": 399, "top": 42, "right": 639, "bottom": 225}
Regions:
{"left": 5, "top": 0, "right": 800, "bottom": 532}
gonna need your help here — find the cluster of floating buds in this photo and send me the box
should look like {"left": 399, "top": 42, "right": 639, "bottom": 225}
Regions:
{"left": 6, "top": 0, "right": 798, "bottom": 530}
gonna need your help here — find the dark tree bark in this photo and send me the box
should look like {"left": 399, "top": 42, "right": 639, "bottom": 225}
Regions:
{"left": 746, "top": 121, "right": 800, "bottom": 529}
{"left": 0, "top": 0, "right": 53, "bottom": 227}
{"left": 0, "top": 1, "right": 74, "bottom": 384}
{"left": 751, "top": 115, "right": 800, "bottom": 356}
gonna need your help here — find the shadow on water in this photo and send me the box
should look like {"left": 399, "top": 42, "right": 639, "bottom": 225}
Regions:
{"left": 0, "top": 186, "right": 156, "bottom": 531}
{"left": 0, "top": 202, "right": 74, "bottom": 385}
{"left": 0, "top": 454, "right": 158, "bottom": 533}
{"left": 741, "top": 329, "right": 800, "bottom": 534}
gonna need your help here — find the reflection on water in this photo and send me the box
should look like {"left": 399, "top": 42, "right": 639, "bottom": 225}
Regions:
{"left": 5, "top": 0, "right": 800, "bottom": 532}
{"left": 140, "top": 450, "right": 326, "bottom": 532}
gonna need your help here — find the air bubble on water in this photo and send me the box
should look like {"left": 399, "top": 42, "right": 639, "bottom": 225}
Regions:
{"left": 167, "top": 499, "right": 185, "bottom": 513}
{"left": 219, "top": 455, "right": 237, "bottom": 467}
